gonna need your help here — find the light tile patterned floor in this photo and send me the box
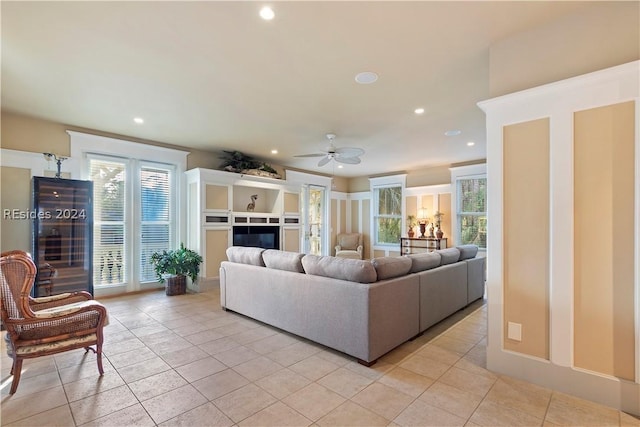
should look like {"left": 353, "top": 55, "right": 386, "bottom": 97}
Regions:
{"left": 2, "top": 288, "right": 639, "bottom": 426}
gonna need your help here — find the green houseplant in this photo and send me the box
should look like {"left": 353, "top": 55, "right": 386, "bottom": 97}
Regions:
{"left": 406, "top": 215, "right": 417, "bottom": 238}
{"left": 150, "top": 243, "right": 203, "bottom": 296}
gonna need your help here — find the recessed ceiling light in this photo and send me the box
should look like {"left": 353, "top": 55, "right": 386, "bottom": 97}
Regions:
{"left": 355, "top": 71, "right": 378, "bottom": 84}
{"left": 444, "top": 130, "right": 461, "bottom": 137}
{"left": 338, "top": 165, "right": 343, "bottom": 169}
{"left": 259, "top": 6, "right": 275, "bottom": 20}
{"left": 467, "top": 141, "right": 475, "bottom": 147}
{"left": 414, "top": 108, "right": 425, "bottom": 115}
{"left": 271, "top": 149, "right": 278, "bottom": 154}
{"left": 133, "top": 117, "right": 144, "bottom": 124}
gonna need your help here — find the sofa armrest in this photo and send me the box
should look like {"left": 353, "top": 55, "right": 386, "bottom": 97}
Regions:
{"left": 335, "top": 245, "right": 342, "bottom": 253}
{"left": 356, "top": 245, "right": 363, "bottom": 255}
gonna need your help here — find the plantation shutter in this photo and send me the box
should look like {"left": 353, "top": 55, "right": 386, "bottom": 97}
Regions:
{"left": 140, "top": 166, "right": 172, "bottom": 282}
{"left": 89, "top": 158, "right": 126, "bottom": 285}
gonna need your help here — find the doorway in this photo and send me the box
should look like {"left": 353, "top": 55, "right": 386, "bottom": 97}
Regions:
{"left": 304, "top": 185, "right": 326, "bottom": 255}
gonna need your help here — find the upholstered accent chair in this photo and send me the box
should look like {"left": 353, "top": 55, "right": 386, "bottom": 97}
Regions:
{"left": 335, "top": 233, "right": 364, "bottom": 259}
{"left": 0, "top": 250, "right": 108, "bottom": 394}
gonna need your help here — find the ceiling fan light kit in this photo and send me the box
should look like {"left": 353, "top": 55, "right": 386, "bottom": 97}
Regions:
{"left": 294, "top": 133, "right": 365, "bottom": 167}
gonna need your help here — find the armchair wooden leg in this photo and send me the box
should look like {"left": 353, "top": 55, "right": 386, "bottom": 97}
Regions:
{"left": 10, "top": 358, "right": 23, "bottom": 394}
{"left": 96, "top": 344, "right": 104, "bottom": 376}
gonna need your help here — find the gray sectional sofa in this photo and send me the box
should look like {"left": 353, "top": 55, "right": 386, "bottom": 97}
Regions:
{"left": 219, "top": 245, "right": 485, "bottom": 365}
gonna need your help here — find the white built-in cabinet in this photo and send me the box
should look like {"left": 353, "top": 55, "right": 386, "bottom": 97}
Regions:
{"left": 185, "top": 168, "right": 302, "bottom": 284}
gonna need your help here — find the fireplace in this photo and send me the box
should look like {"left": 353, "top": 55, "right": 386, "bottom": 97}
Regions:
{"left": 232, "top": 226, "right": 280, "bottom": 250}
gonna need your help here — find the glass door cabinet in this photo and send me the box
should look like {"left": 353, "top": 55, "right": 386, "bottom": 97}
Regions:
{"left": 32, "top": 177, "right": 93, "bottom": 297}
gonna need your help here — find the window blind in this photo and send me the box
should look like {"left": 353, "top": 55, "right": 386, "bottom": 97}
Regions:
{"left": 90, "top": 158, "right": 126, "bottom": 285}
{"left": 140, "top": 166, "right": 171, "bottom": 282}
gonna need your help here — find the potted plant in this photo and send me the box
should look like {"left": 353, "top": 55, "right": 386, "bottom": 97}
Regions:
{"left": 219, "top": 150, "right": 281, "bottom": 179}
{"left": 407, "top": 215, "right": 417, "bottom": 238}
{"left": 150, "top": 243, "right": 203, "bottom": 296}
{"left": 433, "top": 211, "right": 445, "bottom": 239}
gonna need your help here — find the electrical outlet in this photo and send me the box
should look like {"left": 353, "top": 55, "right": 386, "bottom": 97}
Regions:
{"left": 508, "top": 322, "right": 522, "bottom": 341}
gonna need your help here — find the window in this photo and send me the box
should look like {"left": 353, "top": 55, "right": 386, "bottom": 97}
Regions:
{"left": 457, "top": 176, "right": 486, "bottom": 248}
{"left": 370, "top": 174, "right": 406, "bottom": 249}
{"left": 374, "top": 185, "right": 402, "bottom": 245}
{"left": 71, "top": 130, "right": 187, "bottom": 294}
{"left": 139, "top": 165, "right": 172, "bottom": 282}
{"left": 88, "top": 156, "right": 175, "bottom": 287}
{"left": 90, "top": 158, "right": 126, "bottom": 286}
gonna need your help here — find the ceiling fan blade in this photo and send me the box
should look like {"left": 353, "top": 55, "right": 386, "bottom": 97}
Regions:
{"left": 317, "top": 156, "right": 331, "bottom": 167}
{"left": 294, "top": 153, "right": 325, "bottom": 158}
{"left": 335, "top": 147, "right": 365, "bottom": 158}
{"left": 335, "top": 156, "right": 361, "bottom": 165}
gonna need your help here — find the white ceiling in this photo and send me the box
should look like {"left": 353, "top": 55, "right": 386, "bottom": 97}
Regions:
{"left": 2, "top": 1, "right": 590, "bottom": 177}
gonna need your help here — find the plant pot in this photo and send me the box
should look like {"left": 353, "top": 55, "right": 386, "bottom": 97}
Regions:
{"left": 408, "top": 228, "right": 415, "bottom": 238}
{"left": 166, "top": 275, "right": 187, "bottom": 296}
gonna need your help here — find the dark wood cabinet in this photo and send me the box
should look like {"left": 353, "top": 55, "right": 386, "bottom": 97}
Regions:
{"left": 32, "top": 177, "right": 93, "bottom": 297}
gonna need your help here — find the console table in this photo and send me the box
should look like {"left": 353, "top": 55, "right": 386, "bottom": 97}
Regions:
{"left": 400, "top": 237, "right": 447, "bottom": 255}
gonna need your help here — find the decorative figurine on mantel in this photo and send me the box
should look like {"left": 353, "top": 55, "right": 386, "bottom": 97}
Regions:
{"left": 247, "top": 195, "right": 258, "bottom": 212}
{"left": 418, "top": 219, "right": 428, "bottom": 238}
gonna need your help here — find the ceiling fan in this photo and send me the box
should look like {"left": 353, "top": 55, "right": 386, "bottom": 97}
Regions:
{"left": 294, "top": 134, "right": 364, "bottom": 167}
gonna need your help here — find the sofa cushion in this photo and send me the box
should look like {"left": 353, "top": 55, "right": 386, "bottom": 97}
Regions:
{"left": 226, "top": 246, "right": 266, "bottom": 267}
{"left": 456, "top": 245, "right": 479, "bottom": 260}
{"left": 456, "top": 245, "right": 478, "bottom": 261}
{"left": 302, "top": 255, "right": 377, "bottom": 283}
{"left": 407, "top": 252, "right": 441, "bottom": 273}
{"left": 262, "top": 249, "right": 305, "bottom": 273}
{"left": 371, "top": 256, "right": 412, "bottom": 280}
{"left": 437, "top": 248, "right": 461, "bottom": 265}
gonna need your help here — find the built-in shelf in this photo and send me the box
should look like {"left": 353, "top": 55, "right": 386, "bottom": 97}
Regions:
{"left": 232, "top": 185, "right": 281, "bottom": 214}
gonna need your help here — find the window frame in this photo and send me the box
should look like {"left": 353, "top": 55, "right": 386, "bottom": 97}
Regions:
{"left": 455, "top": 173, "right": 487, "bottom": 249}
{"left": 70, "top": 131, "right": 188, "bottom": 295}
{"left": 369, "top": 174, "right": 406, "bottom": 251}
{"left": 87, "top": 154, "right": 129, "bottom": 288}
{"left": 138, "top": 161, "right": 177, "bottom": 283}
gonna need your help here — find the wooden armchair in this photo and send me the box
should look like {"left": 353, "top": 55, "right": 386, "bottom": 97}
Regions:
{"left": 0, "top": 250, "right": 108, "bottom": 394}
{"left": 335, "top": 233, "right": 364, "bottom": 259}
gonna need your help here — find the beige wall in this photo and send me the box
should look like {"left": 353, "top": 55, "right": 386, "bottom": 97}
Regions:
{"left": 574, "top": 101, "right": 635, "bottom": 381}
{"left": 331, "top": 176, "right": 348, "bottom": 193}
{"left": 350, "top": 199, "right": 359, "bottom": 233}
{"left": 361, "top": 199, "right": 371, "bottom": 259}
{"left": 503, "top": 118, "right": 550, "bottom": 359}
{"left": 0, "top": 166, "right": 32, "bottom": 253}
{"left": 1, "top": 111, "right": 219, "bottom": 169}
{"left": 489, "top": 2, "right": 639, "bottom": 97}
{"left": 347, "top": 163, "right": 471, "bottom": 193}
{"left": 438, "top": 193, "right": 452, "bottom": 242}
{"left": 330, "top": 198, "right": 337, "bottom": 253}
{"left": 406, "top": 165, "right": 451, "bottom": 188}
{"left": 348, "top": 176, "right": 370, "bottom": 193}
{"left": 0, "top": 112, "right": 223, "bottom": 256}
